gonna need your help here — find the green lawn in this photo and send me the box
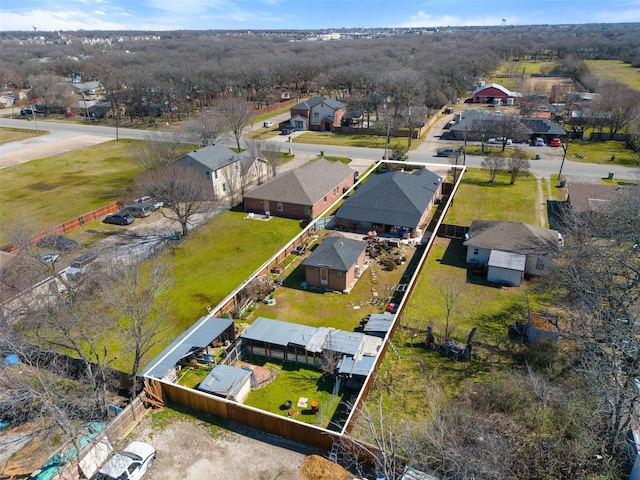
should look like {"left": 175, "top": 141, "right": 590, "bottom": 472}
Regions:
{"left": 566, "top": 139, "right": 639, "bottom": 166}
{"left": 0, "top": 139, "right": 144, "bottom": 239}
{"left": 248, "top": 231, "right": 413, "bottom": 332}
{"left": 444, "top": 168, "right": 539, "bottom": 226}
{"left": 293, "top": 132, "right": 421, "bottom": 151}
{"left": 242, "top": 357, "right": 355, "bottom": 430}
{"left": 0, "top": 126, "right": 43, "bottom": 144}
{"left": 162, "top": 212, "right": 303, "bottom": 335}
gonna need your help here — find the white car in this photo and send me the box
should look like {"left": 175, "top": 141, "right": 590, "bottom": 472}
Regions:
{"left": 263, "top": 121, "right": 274, "bottom": 127}
{"left": 134, "top": 196, "right": 163, "bottom": 210}
{"left": 95, "top": 441, "right": 156, "bottom": 480}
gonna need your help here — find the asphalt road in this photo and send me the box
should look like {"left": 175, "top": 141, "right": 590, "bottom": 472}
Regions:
{"left": 1, "top": 115, "right": 638, "bottom": 183}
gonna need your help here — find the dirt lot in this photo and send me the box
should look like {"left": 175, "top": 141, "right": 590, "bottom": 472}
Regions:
{"left": 127, "top": 412, "right": 353, "bottom": 480}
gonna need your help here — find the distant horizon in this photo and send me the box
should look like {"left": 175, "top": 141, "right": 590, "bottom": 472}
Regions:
{"left": 1, "top": 0, "right": 639, "bottom": 33}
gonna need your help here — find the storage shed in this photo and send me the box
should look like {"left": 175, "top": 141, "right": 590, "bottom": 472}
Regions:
{"left": 198, "top": 364, "right": 253, "bottom": 403}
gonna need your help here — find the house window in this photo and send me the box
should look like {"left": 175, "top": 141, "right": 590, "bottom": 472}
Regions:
{"left": 323, "top": 196, "right": 327, "bottom": 202}
{"left": 536, "top": 257, "right": 545, "bottom": 270}
{"left": 313, "top": 112, "right": 320, "bottom": 121}
{"left": 295, "top": 120, "right": 304, "bottom": 129}
{"left": 205, "top": 171, "right": 211, "bottom": 179}
{"left": 214, "top": 170, "right": 218, "bottom": 179}
{"left": 222, "top": 183, "right": 226, "bottom": 192}
{"left": 336, "top": 271, "right": 343, "bottom": 277}
{"left": 304, "top": 206, "right": 311, "bottom": 215}
{"left": 334, "top": 187, "right": 339, "bottom": 195}
{"left": 473, "top": 248, "right": 479, "bottom": 255}
{"left": 277, "top": 202, "right": 283, "bottom": 212}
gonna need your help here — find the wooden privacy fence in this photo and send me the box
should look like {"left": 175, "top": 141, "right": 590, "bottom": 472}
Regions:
{"left": 154, "top": 379, "right": 339, "bottom": 451}
{"left": 52, "top": 396, "right": 150, "bottom": 480}
{"left": 1, "top": 202, "right": 120, "bottom": 252}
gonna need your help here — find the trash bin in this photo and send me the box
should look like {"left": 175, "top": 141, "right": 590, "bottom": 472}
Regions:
{"left": 535, "top": 154, "right": 541, "bottom": 160}
{"left": 560, "top": 179, "right": 567, "bottom": 187}
{"left": 175, "top": 231, "right": 182, "bottom": 240}
{"left": 320, "top": 150, "right": 324, "bottom": 156}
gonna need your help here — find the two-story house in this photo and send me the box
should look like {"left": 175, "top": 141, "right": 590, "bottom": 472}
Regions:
{"left": 289, "top": 96, "right": 347, "bottom": 132}
{"left": 173, "top": 144, "right": 268, "bottom": 206}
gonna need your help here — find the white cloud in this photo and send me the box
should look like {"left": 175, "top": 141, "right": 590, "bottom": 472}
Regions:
{"left": 0, "top": 9, "right": 165, "bottom": 31}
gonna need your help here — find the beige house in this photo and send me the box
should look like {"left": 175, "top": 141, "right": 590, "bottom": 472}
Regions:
{"left": 173, "top": 144, "right": 268, "bottom": 206}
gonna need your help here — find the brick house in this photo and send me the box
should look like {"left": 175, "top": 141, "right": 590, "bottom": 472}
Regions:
{"left": 335, "top": 167, "right": 443, "bottom": 238}
{"left": 289, "top": 96, "right": 347, "bottom": 132}
{"left": 243, "top": 158, "right": 356, "bottom": 220}
{"left": 301, "top": 234, "right": 367, "bottom": 293}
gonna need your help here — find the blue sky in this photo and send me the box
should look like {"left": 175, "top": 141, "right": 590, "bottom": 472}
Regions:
{"left": 1, "top": 0, "right": 639, "bottom": 32}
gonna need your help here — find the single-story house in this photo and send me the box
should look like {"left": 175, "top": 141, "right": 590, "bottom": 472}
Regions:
{"left": 301, "top": 234, "right": 368, "bottom": 293}
{"left": 198, "top": 364, "right": 253, "bottom": 403}
{"left": 289, "top": 96, "right": 347, "bottom": 132}
{"left": 239, "top": 317, "right": 382, "bottom": 381}
{"left": 463, "top": 220, "right": 562, "bottom": 286}
{"left": 471, "top": 83, "right": 521, "bottom": 105}
{"left": 448, "top": 109, "right": 565, "bottom": 143}
{"left": 69, "top": 81, "right": 103, "bottom": 96}
{"left": 566, "top": 183, "right": 621, "bottom": 217}
{"left": 335, "top": 167, "right": 443, "bottom": 238}
{"left": 141, "top": 316, "right": 235, "bottom": 382}
{"left": 243, "top": 158, "right": 356, "bottom": 220}
{"left": 173, "top": 144, "right": 268, "bottom": 205}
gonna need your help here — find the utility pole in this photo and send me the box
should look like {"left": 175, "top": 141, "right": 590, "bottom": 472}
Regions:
{"left": 463, "top": 126, "right": 468, "bottom": 166}
{"left": 557, "top": 134, "right": 570, "bottom": 186}
{"left": 30, "top": 104, "right": 40, "bottom": 135}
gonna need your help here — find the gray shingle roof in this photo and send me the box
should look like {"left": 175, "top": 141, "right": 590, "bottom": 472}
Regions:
{"left": 243, "top": 158, "right": 354, "bottom": 205}
{"left": 177, "top": 144, "right": 246, "bottom": 170}
{"left": 292, "top": 96, "right": 346, "bottom": 111}
{"left": 336, "top": 168, "right": 442, "bottom": 228}
{"left": 301, "top": 235, "right": 367, "bottom": 271}
{"left": 141, "top": 316, "right": 233, "bottom": 379}
{"left": 463, "top": 220, "right": 560, "bottom": 256}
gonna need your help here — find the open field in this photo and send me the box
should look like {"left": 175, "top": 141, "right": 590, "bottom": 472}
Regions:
{"left": 294, "top": 132, "right": 421, "bottom": 150}
{"left": 586, "top": 59, "right": 640, "bottom": 92}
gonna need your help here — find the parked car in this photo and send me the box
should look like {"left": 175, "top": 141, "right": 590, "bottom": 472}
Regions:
{"left": 39, "top": 253, "right": 60, "bottom": 263}
{"left": 122, "top": 204, "right": 152, "bottom": 218}
{"left": 263, "top": 121, "right": 274, "bottom": 127}
{"left": 550, "top": 137, "right": 562, "bottom": 147}
{"left": 65, "top": 252, "right": 98, "bottom": 280}
{"left": 280, "top": 126, "right": 294, "bottom": 135}
{"left": 534, "top": 137, "right": 545, "bottom": 146}
{"left": 436, "top": 148, "right": 458, "bottom": 157}
{"left": 104, "top": 212, "right": 135, "bottom": 225}
{"left": 95, "top": 441, "right": 156, "bottom": 480}
{"left": 487, "top": 138, "right": 499, "bottom": 144}
{"left": 36, "top": 235, "right": 78, "bottom": 253}
{"left": 134, "top": 196, "right": 163, "bottom": 210}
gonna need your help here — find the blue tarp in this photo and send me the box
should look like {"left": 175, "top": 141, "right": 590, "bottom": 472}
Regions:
{"left": 3, "top": 354, "right": 19, "bottom": 367}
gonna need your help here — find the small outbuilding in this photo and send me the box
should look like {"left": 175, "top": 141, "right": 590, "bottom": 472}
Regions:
{"left": 198, "top": 364, "right": 253, "bottom": 403}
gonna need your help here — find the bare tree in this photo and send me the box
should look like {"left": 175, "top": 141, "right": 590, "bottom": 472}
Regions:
{"left": 213, "top": 95, "right": 255, "bottom": 152}
{"left": 100, "top": 256, "right": 170, "bottom": 399}
{"left": 182, "top": 108, "right": 222, "bottom": 147}
{"left": 592, "top": 81, "right": 640, "bottom": 138}
{"left": 551, "top": 184, "right": 640, "bottom": 463}
{"left": 136, "top": 164, "right": 218, "bottom": 237}
{"left": 507, "top": 148, "right": 530, "bottom": 184}
{"left": 26, "top": 74, "right": 74, "bottom": 115}
{"left": 244, "top": 138, "right": 280, "bottom": 181}
{"left": 481, "top": 152, "right": 505, "bottom": 183}
{"left": 436, "top": 274, "right": 465, "bottom": 344}
{"left": 129, "top": 134, "right": 189, "bottom": 172}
